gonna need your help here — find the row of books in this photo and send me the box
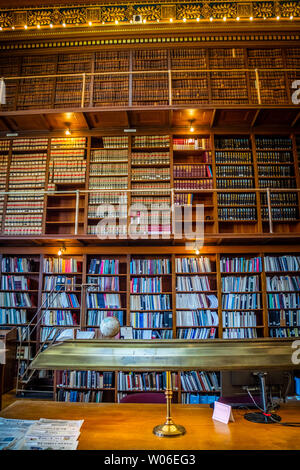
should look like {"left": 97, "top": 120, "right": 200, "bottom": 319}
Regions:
{"left": 133, "top": 135, "right": 169, "bottom": 148}
{"left": 90, "top": 163, "right": 128, "bottom": 176}
{"left": 44, "top": 276, "right": 78, "bottom": 291}
{"left": 177, "top": 327, "right": 217, "bottom": 339}
{"left": 215, "top": 151, "right": 252, "bottom": 164}
{"left": 217, "top": 178, "right": 254, "bottom": 189}
{"left": 86, "top": 293, "right": 122, "bottom": 309}
{"left": 89, "top": 193, "right": 127, "bottom": 205}
{"left": 12, "top": 138, "right": 48, "bottom": 150}
{"left": 262, "top": 207, "right": 298, "bottom": 221}
{"left": 43, "top": 258, "right": 82, "bottom": 273}
{"left": 215, "top": 137, "right": 250, "bottom": 150}
{"left": 223, "top": 328, "right": 258, "bottom": 339}
{"left": 57, "top": 370, "right": 114, "bottom": 389}
{"left": 42, "top": 310, "right": 77, "bottom": 326}
{"left": 222, "top": 293, "right": 261, "bottom": 310}
{"left": 174, "top": 179, "right": 213, "bottom": 189}
{"left": 216, "top": 165, "right": 253, "bottom": 177}
{"left": 130, "top": 258, "right": 171, "bottom": 275}
{"left": 117, "top": 371, "right": 177, "bottom": 391}
{"left": 42, "top": 292, "right": 80, "bottom": 309}
{"left": 268, "top": 310, "right": 300, "bottom": 327}
{"left": 218, "top": 193, "right": 256, "bottom": 206}
{"left": 88, "top": 258, "right": 120, "bottom": 274}
{"left": 220, "top": 256, "right": 262, "bottom": 273}
{"left": 100, "top": 137, "right": 128, "bottom": 149}
{"left": 131, "top": 168, "right": 170, "bottom": 181}
{"left": 176, "top": 293, "right": 218, "bottom": 309}
{"left": 181, "top": 371, "right": 220, "bottom": 392}
{"left": 266, "top": 276, "right": 300, "bottom": 292}
{"left": 219, "top": 208, "right": 256, "bottom": 221}
{"left": 130, "top": 311, "right": 173, "bottom": 328}
{"left": 176, "top": 310, "right": 219, "bottom": 327}
{"left": 131, "top": 152, "right": 169, "bottom": 166}
{"left": 51, "top": 137, "right": 86, "bottom": 149}
{"left": 130, "top": 277, "right": 164, "bottom": 293}
{"left": 176, "top": 257, "right": 212, "bottom": 273}
{"left": 133, "top": 330, "right": 173, "bottom": 339}
{"left": 261, "top": 192, "right": 298, "bottom": 205}
{"left": 222, "top": 311, "right": 258, "bottom": 328}
{"left": 90, "top": 149, "right": 128, "bottom": 162}
{"left": 176, "top": 275, "right": 212, "bottom": 292}
{"left": 257, "top": 151, "right": 293, "bottom": 163}
{"left": 221, "top": 275, "right": 259, "bottom": 292}
{"left": 0, "top": 292, "right": 32, "bottom": 308}
{"left": 264, "top": 255, "right": 300, "bottom": 272}
{"left": 1, "top": 275, "right": 31, "bottom": 290}
{"left": 130, "top": 294, "right": 171, "bottom": 310}
{"left": 182, "top": 394, "right": 219, "bottom": 404}
{"left": 255, "top": 137, "right": 292, "bottom": 150}
{"left": 87, "top": 276, "right": 120, "bottom": 291}
{"left": 173, "top": 138, "right": 210, "bottom": 150}
{"left": 267, "top": 293, "right": 300, "bottom": 309}
{"left": 258, "top": 165, "right": 293, "bottom": 177}
{"left": 269, "top": 328, "right": 300, "bottom": 338}
{"left": 174, "top": 165, "right": 212, "bottom": 178}
{"left": 0, "top": 308, "right": 27, "bottom": 324}
{"left": 89, "top": 177, "right": 128, "bottom": 190}
{"left": 56, "top": 390, "right": 104, "bottom": 403}
{"left": 258, "top": 178, "right": 296, "bottom": 189}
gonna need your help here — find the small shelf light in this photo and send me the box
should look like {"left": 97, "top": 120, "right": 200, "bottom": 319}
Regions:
{"left": 0, "top": 27, "right": 2, "bottom": 31}
{"left": 276, "top": 16, "right": 280, "bottom": 21}
{"left": 169, "top": 18, "right": 173, "bottom": 22}
{"left": 115, "top": 20, "right": 119, "bottom": 25}
{"left": 196, "top": 17, "right": 200, "bottom": 22}
{"left": 183, "top": 18, "right": 187, "bottom": 23}
{"left": 236, "top": 17, "right": 240, "bottom": 21}
{"left": 189, "top": 119, "right": 195, "bottom": 133}
{"left": 223, "top": 16, "right": 227, "bottom": 21}
{"left": 263, "top": 16, "right": 266, "bottom": 20}
{"left": 65, "top": 127, "right": 71, "bottom": 136}
{"left": 62, "top": 22, "right": 66, "bottom": 27}
{"left": 57, "top": 247, "right": 66, "bottom": 257}
{"left": 37, "top": 24, "right": 41, "bottom": 29}
{"left": 195, "top": 248, "right": 200, "bottom": 255}
{"left": 290, "top": 15, "right": 294, "bottom": 20}
{"left": 24, "top": 25, "right": 28, "bottom": 30}
{"left": 157, "top": 19, "right": 160, "bottom": 22}
{"left": 49, "top": 23, "right": 53, "bottom": 28}
{"left": 210, "top": 17, "right": 213, "bottom": 22}
{"left": 143, "top": 18, "right": 147, "bottom": 23}
{"left": 249, "top": 16, "right": 253, "bottom": 21}
{"left": 12, "top": 26, "right": 15, "bottom": 30}
{"left": 88, "top": 21, "right": 92, "bottom": 26}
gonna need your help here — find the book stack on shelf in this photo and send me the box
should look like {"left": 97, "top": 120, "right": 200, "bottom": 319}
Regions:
{"left": 180, "top": 371, "right": 220, "bottom": 404}
{"left": 41, "top": 257, "right": 82, "bottom": 343}
{"left": 46, "top": 137, "right": 87, "bottom": 235}
{"left": 256, "top": 136, "right": 299, "bottom": 232}
{"left": 117, "top": 371, "right": 177, "bottom": 403}
{"left": 55, "top": 53, "right": 92, "bottom": 108}
{"left": 55, "top": 370, "right": 115, "bottom": 403}
{"left": 215, "top": 135, "right": 257, "bottom": 233}
{"left": 132, "top": 50, "right": 168, "bottom": 106}
{"left": 4, "top": 138, "right": 48, "bottom": 235}
{"left": 175, "top": 256, "right": 218, "bottom": 339}
{"left": 17, "top": 55, "right": 56, "bottom": 109}
{"left": 0, "top": 255, "right": 40, "bottom": 378}
{"left": 265, "top": 255, "right": 300, "bottom": 338}
{"left": 88, "top": 136, "right": 128, "bottom": 237}
{"left": 247, "top": 48, "right": 286, "bottom": 104}
{"left": 170, "top": 48, "right": 209, "bottom": 104}
{"left": 85, "top": 256, "right": 126, "bottom": 331}
{"left": 220, "top": 255, "right": 263, "bottom": 339}
{"left": 93, "top": 51, "right": 130, "bottom": 106}
{"left": 173, "top": 136, "right": 214, "bottom": 234}
{"left": 209, "top": 48, "right": 248, "bottom": 104}
{"left": 0, "top": 140, "right": 9, "bottom": 227}
{"left": 130, "top": 256, "right": 173, "bottom": 339}
{"left": 131, "top": 136, "right": 171, "bottom": 237}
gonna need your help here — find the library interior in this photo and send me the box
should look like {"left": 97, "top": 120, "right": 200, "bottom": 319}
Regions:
{"left": 0, "top": 0, "right": 300, "bottom": 452}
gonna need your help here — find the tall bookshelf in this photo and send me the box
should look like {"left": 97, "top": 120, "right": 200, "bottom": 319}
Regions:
{"left": 0, "top": 255, "right": 40, "bottom": 380}
{"left": 219, "top": 254, "right": 264, "bottom": 339}
{"left": 5, "top": 138, "right": 48, "bottom": 236}
{"left": 255, "top": 135, "right": 300, "bottom": 234}
{"left": 215, "top": 135, "right": 258, "bottom": 234}
{"left": 87, "top": 136, "right": 128, "bottom": 238}
{"left": 0, "top": 140, "right": 9, "bottom": 229}
{"left": 46, "top": 136, "right": 87, "bottom": 235}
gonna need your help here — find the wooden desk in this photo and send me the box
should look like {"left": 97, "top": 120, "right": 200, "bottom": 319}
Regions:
{"left": 1, "top": 400, "right": 300, "bottom": 450}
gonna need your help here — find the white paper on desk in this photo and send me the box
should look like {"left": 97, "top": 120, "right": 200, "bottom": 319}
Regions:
{"left": 39, "top": 418, "right": 84, "bottom": 429}
{"left": 0, "top": 418, "right": 36, "bottom": 450}
{"left": 22, "top": 441, "right": 79, "bottom": 450}
{"left": 212, "top": 401, "right": 235, "bottom": 424}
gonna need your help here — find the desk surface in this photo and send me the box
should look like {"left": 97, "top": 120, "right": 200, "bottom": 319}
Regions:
{"left": 1, "top": 400, "right": 300, "bottom": 450}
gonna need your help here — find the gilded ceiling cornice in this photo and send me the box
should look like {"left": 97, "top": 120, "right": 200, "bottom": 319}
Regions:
{"left": 0, "top": 1, "right": 299, "bottom": 31}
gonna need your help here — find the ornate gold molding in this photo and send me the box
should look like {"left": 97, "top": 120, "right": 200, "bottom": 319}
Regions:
{"left": 0, "top": 2, "right": 299, "bottom": 29}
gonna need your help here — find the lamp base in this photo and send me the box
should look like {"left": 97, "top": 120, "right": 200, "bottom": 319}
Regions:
{"left": 244, "top": 412, "right": 281, "bottom": 424}
{"left": 153, "top": 423, "right": 186, "bottom": 437}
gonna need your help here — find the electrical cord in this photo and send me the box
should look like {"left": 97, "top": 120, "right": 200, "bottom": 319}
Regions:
{"left": 246, "top": 387, "right": 300, "bottom": 427}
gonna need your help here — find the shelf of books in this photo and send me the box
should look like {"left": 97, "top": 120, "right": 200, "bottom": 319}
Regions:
{"left": 17, "top": 55, "right": 57, "bottom": 110}
{"left": 41, "top": 256, "right": 83, "bottom": 345}
{"left": 256, "top": 135, "right": 300, "bottom": 233}
{"left": 0, "top": 56, "right": 21, "bottom": 111}
{"left": 46, "top": 136, "right": 87, "bottom": 235}
{"left": 209, "top": 48, "right": 248, "bottom": 105}
{"left": 247, "top": 48, "right": 287, "bottom": 104}
{"left": 130, "top": 135, "right": 171, "bottom": 238}
{"left": 85, "top": 256, "right": 127, "bottom": 333}
{"left": 54, "top": 53, "right": 92, "bottom": 108}
{"left": 88, "top": 136, "right": 128, "bottom": 237}
{"left": 264, "top": 254, "right": 300, "bottom": 339}
{"left": 0, "top": 255, "right": 40, "bottom": 379}
{"left": 286, "top": 48, "right": 300, "bottom": 101}
{"left": 117, "top": 371, "right": 177, "bottom": 403}
{"left": 170, "top": 48, "right": 209, "bottom": 104}
{"left": 173, "top": 135, "right": 215, "bottom": 236}
{"left": 129, "top": 256, "right": 173, "bottom": 339}
{"left": 55, "top": 370, "right": 116, "bottom": 403}
{"left": 220, "top": 255, "right": 264, "bottom": 339}
{"left": 180, "top": 371, "right": 221, "bottom": 404}
{"left": 4, "top": 138, "right": 48, "bottom": 236}
{"left": 215, "top": 135, "right": 258, "bottom": 234}
{"left": 175, "top": 255, "right": 219, "bottom": 339}
{"left": 132, "top": 50, "right": 169, "bottom": 106}
{"left": 93, "top": 51, "right": 130, "bottom": 107}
